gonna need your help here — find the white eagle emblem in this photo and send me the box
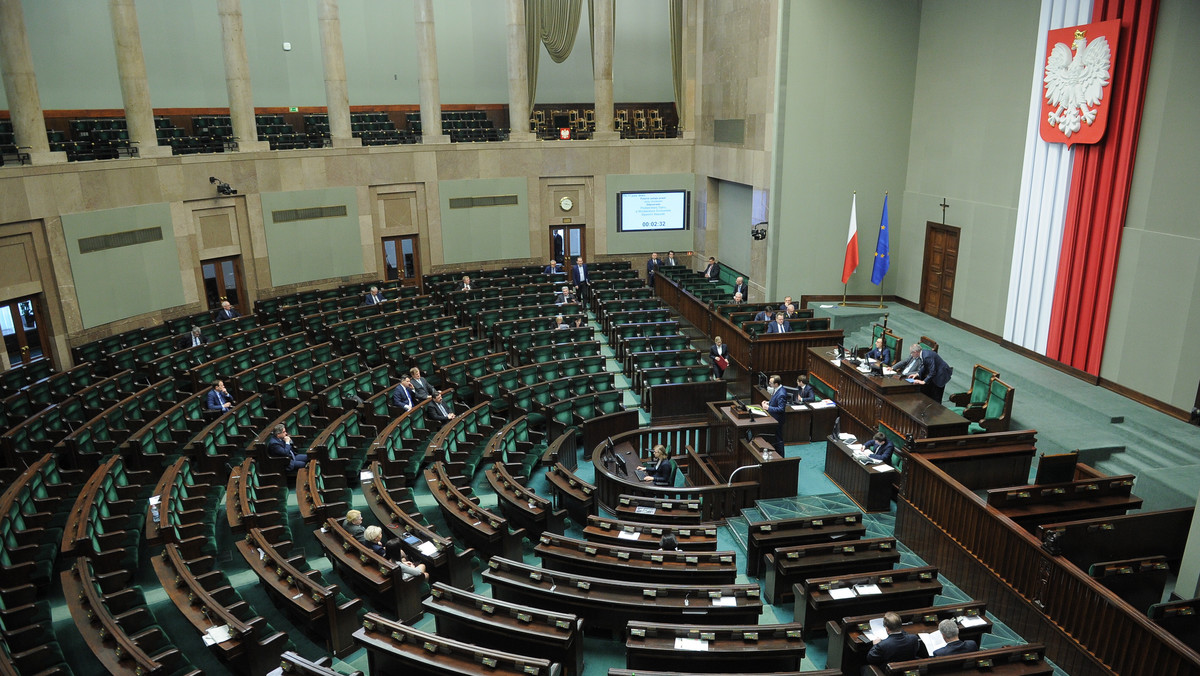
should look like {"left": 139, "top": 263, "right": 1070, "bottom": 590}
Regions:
{"left": 1044, "top": 30, "right": 1112, "bottom": 138}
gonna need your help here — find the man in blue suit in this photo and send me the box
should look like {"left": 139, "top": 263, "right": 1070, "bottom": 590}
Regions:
{"left": 866, "top": 612, "right": 920, "bottom": 671}
{"left": 762, "top": 375, "right": 788, "bottom": 456}
{"left": 907, "top": 343, "right": 953, "bottom": 403}
{"left": 932, "top": 619, "right": 978, "bottom": 656}
{"left": 392, "top": 375, "right": 415, "bottom": 411}
{"left": 646, "top": 252, "right": 660, "bottom": 286}
{"left": 205, "top": 380, "right": 233, "bottom": 413}
{"left": 267, "top": 424, "right": 308, "bottom": 472}
{"left": 362, "top": 286, "right": 383, "bottom": 305}
{"left": 766, "top": 313, "right": 791, "bottom": 333}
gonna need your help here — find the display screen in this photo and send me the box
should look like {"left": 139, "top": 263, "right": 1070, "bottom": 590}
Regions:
{"left": 617, "top": 190, "right": 689, "bottom": 232}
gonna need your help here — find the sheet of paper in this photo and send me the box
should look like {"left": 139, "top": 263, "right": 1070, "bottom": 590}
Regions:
{"left": 675, "top": 637, "right": 710, "bottom": 651}
{"left": 417, "top": 541, "right": 439, "bottom": 556}
{"left": 616, "top": 530, "right": 641, "bottom": 540}
{"left": 848, "top": 443, "right": 865, "bottom": 452}
{"left": 919, "top": 630, "right": 948, "bottom": 655}
{"left": 634, "top": 506, "right": 657, "bottom": 515}
{"left": 864, "top": 618, "right": 888, "bottom": 643}
{"left": 747, "top": 405, "right": 767, "bottom": 416}
{"left": 853, "top": 583, "right": 882, "bottom": 595}
{"left": 202, "top": 624, "right": 233, "bottom": 646}
{"left": 959, "top": 615, "right": 988, "bottom": 627}
{"left": 148, "top": 495, "right": 161, "bottom": 506}
{"left": 712, "top": 596, "right": 738, "bottom": 606}
{"left": 828, "top": 587, "right": 857, "bottom": 600}
{"left": 359, "top": 470, "right": 374, "bottom": 482}
{"left": 872, "top": 464, "right": 896, "bottom": 473}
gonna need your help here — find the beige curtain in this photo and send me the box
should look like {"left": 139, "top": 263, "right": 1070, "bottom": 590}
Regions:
{"left": 669, "top": 0, "right": 684, "bottom": 127}
{"left": 525, "top": 0, "right": 584, "bottom": 110}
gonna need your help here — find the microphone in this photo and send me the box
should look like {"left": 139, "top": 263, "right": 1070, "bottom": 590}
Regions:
{"left": 919, "top": 401, "right": 935, "bottom": 420}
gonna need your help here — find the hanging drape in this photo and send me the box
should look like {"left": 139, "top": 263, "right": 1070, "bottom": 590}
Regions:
{"left": 669, "top": 0, "right": 683, "bottom": 126}
{"left": 525, "top": 0, "right": 583, "bottom": 110}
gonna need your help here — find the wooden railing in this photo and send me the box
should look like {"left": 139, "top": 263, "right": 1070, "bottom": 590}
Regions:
{"left": 897, "top": 452, "right": 1200, "bottom": 676}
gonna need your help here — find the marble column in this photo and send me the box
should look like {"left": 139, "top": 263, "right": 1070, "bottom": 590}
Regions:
{"left": 217, "top": 0, "right": 269, "bottom": 151}
{"left": 0, "top": 0, "right": 65, "bottom": 164}
{"left": 318, "top": 0, "right": 360, "bottom": 148}
{"left": 505, "top": 0, "right": 535, "bottom": 142}
{"left": 591, "top": 0, "right": 619, "bottom": 140}
{"left": 413, "top": 0, "right": 448, "bottom": 143}
{"left": 109, "top": 0, "right": 171, "bottom": 157}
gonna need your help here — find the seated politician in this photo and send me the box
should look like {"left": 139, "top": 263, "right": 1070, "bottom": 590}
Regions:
{"left": 409, "top": 367, "right": 435, "bottom": 400}
{"left": 427, "top": 391, "right": 456, "bottom": 423}
{"left": 342, "top": 509, "right": 366, "bottom": 542}
{"left": 267, "top": 424, "right": 308, "bottom": 472}
{"left": 865, "top": 612, "right": 920, "bottom": 672}
{"left": 205, "top": 379, "right": 234, "bottom": 413}
{"left": 216, "top": 300, "right": 240, "bottom": 321}
{"left": 862, "top": 431, "right": 895, "bottom": 463}
{"left": 931, "top": 618, "right": 978, "bottom": 656}
{"left": 866, "top": 337, "right": 893, "bottom": 364}
{"left": 391, "top": 375, "right": 416, "bottom": 411}
{"left": 177, "top": 325, "right": 207, "bottom": 350}
{"left": 555, "top": 285, "right": 575, "bottom": 305}
{"left": 767, "top": 313, "right": 791, "bottom": 333}
{"left": 361, "top": 286, "right": 383, "bottom": 306}
{"left": 641, "top": 445, "right": 672, "bottom": 486}
{"left": 544, "top": 259, "right": 563, "bottom": 275}
{"left": 754, "top": 305, "right": 774, "bottom": 322}
{"left": 364, "top": 526, "right": 429, "bottom": 580}
{"left": 794, "top": 374, "right": 816, "bottom": 403}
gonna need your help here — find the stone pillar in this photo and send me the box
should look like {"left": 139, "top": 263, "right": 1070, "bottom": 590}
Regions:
{"left": 0, "top": 0, "right": 66, "bottom": 164}
{"left": 413, "top": 0, "right": 448, "bottom": 144}
{"left": 591, "top": 0, "right": 618, "bottom": 140}
{"left": 109, "top": 0, "right": 171, "bottom": 158}
{"left": 505, "top": 0, "right": 535, "bottom": 142}
{"left": 317, "top": 0, "right": 360, "bottom": 148}
{"left": 217, "top": 0, "right": 269, "bottom": 151}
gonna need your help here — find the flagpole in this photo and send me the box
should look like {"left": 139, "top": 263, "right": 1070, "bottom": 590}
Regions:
{"left": 840, "top": 190, "right": 888, "bottom": 308}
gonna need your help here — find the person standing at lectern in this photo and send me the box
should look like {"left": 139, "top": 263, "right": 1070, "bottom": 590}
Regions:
{"left": 907, "top": 343, "right": 953, "bottom": 403}
{"left": 762, "top": 375, "right": 788, "bottom": 456}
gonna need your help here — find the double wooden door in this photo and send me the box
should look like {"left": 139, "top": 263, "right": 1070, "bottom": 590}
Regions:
{"left": 920, "top": 222, "right": 959, "bottom": 320}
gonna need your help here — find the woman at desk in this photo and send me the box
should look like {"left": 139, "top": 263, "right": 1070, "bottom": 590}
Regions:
{"left": 642, "top": 445, "right": 672, "bottom": 486}
{"left": 862, "top": 432, "right": 895, "bottom": 463}
{"left": 866, "top": 337, "right": 892, "bottom": 364}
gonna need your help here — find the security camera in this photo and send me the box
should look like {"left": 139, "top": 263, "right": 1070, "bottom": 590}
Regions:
{"left": 209, "top": 176, "right": 237, "bottom": 195}
{"left": 751, "top": 221, "right": 768, "bottom": 241}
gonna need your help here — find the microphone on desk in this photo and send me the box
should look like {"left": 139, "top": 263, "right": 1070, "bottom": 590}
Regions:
{"left": 727, "top": 464, "right": 762, "bottom": 486}
{"left": 919, "top": 401, "right": 935, "bottom": 421}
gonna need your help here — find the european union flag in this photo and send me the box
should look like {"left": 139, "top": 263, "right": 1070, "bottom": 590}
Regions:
{"left": 871, "top": 194, "right": 890, "bottom": 285}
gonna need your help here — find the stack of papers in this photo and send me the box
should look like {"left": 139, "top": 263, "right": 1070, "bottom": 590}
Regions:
{"left": 863, "top": 618, "right": 888, "bottom": 643}
{"left": 634, "top": 506, "right": 657, "bottom": 515}
{"left": 959, "top": 615, "right": 988, "bottom": 628}
{"left": 675, "top": 637, "right": 710, "bottom": 651}
{"left": 919, "top": 630, "right": 948, "bottom": 655}
{"left": 417, "top": 541, "right": 439, "bottom": 556}
{"left": 828, "top": 587, "right": 857, "bottom": 600}
{"left": 747, "top": 405, "right": 767, "bottom": 416}
{"left": 853, "top": 583, "right": 882, "bottom": 595}
{"left": 811, "top": 400, "right": 836, "bottom": 409}
{"left": 202, "top": 625, "right": 233, "bottom": 646}
{"left": 616, "top": 530, "right": 641, "bottom": 540}
{"left": 872, "top": 464, "right": 896, "bottom": 473}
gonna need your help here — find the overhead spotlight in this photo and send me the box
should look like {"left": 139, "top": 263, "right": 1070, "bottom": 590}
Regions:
{"left": 209, "top": 176, "right": 238, "bottom": 196}
{"left": 751, "top": 221, "right": 768, "bottom": 241}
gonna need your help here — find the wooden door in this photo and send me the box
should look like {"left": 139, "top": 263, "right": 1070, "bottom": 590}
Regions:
{"left": 201, "top": 256, "right": 246, "bottom": 312}
{"left": 920, "top": 222, "right": 959, "bottom": 320}
{"left": 0, "top": 295, "right": 50, "bottom": 367}
{"left": 382, "top": 235, "right": 422, "bottom": 289}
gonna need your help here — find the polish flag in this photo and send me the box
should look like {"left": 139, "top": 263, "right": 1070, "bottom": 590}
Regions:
{"left": 841, "top": 193, "right": 859, "bottom": 284}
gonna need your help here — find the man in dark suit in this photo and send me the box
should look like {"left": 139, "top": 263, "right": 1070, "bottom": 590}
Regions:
{"left": 216, "top": 300, "right": 240, "bottom": 321}
{"left": 409, "top": 367, "right": 434, "bottom": 400}
{"left": 177, "top": 326, "right": 207, "bottom": 349}
{"left": 862, "top": 431, "right": 895, "bottom": 463}
{"left": 767, "top": 313, "right": 791, "bottom": 333}
{"left": 794, "top": 374, "right": 816, "bottom": 403}
{"left": 362, "top": 286, "right": 383, "bottom": 305}
{"left": 908, "top": 343, "right": 953, "bottom": 403}
{"left": 392, "top": 375, "right": 416, "bottom": 411}
{"left": 703, "top": 256, "right": 719, "bottom": 280}
{"left": 762, "top": 375, "right": 788, "bottom": 456}
{"left": 555, "top": 285, "right": 575, "bottom": 305}
{"left": 205, "top": 379, "right": 233, "bottom": 413}
{"left": 732, "top": 292, "right": 745, "bottom": 304}
{"left": 665, "top": 251, "right": 678, "bottom": 266}
{"left": 571, "top": 257, "right": 590, "bottom": 304}
{"left": 427, "top": 391, "right": 456, "bottom": 423}
{"left": 544, "top": 259, "right": 563, "bottom": 275}
{"left": 779, "top": 296, "right": 794, "bottom": 312}
{"left": 866, "top": 337, "right": 893, "bottom": 364}
{"left": 267, "top": 424, "right": 308, "bottom": 472}
{"left": 754, "top": 305, "right": 773, "bottom": 322}
{"left": 646, "top": 252, "right": 660, "bottom": 286}
{"left": 932, "top": 619, "right": 978, "bottom": 656}
{"left": 732, "top": 276, "right": 747, "bottom": 298}
{"left": 457, "top": 275, "right": 473, "bottom": 292}
{"left": 865, "top": 612, "right": 920, "bottom": 672}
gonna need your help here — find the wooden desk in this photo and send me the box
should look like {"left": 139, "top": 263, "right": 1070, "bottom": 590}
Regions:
{"left": 745, "top": 510, "right": 867, "bottom": 578}
{"left": 614, "top": 494, "right": 704, "bottom": 524}
{"left": 736, "top": 436, "right": 801, "bottom": 500}
{"left": 706, "top": 401, "right": 778, "bottom": 481}
{"left": 763, "top": 537, "right": 901, "bottom": 604}
{"left": 354, "top": 612, "right": 558, "bottom": 676}
{"left": 536, "top": 532, "right": 737, "bottom": 585}
{"left": 751, "top": 384, "right": 838, "bottom": 443}
{"left": 794, "top": 565, "right": 943, "bottom": 637}
{"left": 826, "top": 601, "right": 992, "bottom": 676}
{"left": 869, "top": 644, "right": 1052, "bottom": 676}
{"left": 583, "top": 515, "right": 720, "bottom": 551}
{"left": 806, "top": 347, "right": 969, "bottom": 440}
{"left": 824, "top": 436, "right": 895, "bottom": 512}
{"left": 625, "top": 621, "right": 805, "bottom": 673}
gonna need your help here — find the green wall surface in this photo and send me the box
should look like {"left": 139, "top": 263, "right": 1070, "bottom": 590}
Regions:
{"left": 770, "top": 0, "right": 920, "bottom": 299}
{"left": 61, "top": 203, "right": 185, "bottom": 329}
{"left": 898, "top": 0, "right": 1038, "bottom": 334}
{"left": 716, "top": 180, "right": 753, "bottom": 277}
{"left": 1101, "top": 0, "right": 1200, "bottom": 409}
{"left": 260, "top": 188, "right": 363, "bottom": 287}
{"left": 438, "top": 178, "right": 531, "bottom": 264}
{"left": 4, "top": 0, "right": 674, "bottom": 110}
{"left": 605, "top": 173, "right": 696, "bottom": 255}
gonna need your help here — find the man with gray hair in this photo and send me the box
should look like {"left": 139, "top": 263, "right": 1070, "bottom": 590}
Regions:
{"left": 932, "top": 618, "right": 978, "bottom": 656}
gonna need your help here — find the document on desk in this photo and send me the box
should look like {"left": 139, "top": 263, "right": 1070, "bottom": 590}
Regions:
{"left": 712, "top": 596, "right": 739, "bottom": 606}
{"left": 617, "top": 530, "right": 641, "bottom": 540}
{"left": 811, "top": 400, "right": 837, "bottom": 409}
{"left": 634, "top": 506, "right": 657, "bottom": 515}
{"left": 417, "top": 541, "right": 439, "bottom": 556}
{"left": 872, "top": 464, "right": 896, "bottom": 473}
{"left": 864, "top": 618, "right": 888, "bottom": 643}
{"left": 853, "top": 583, "right": 882, "bottom": 596}
{"left": 675, "top": 637, "right": 710, "bottom": 651}
{"left": 202, "top": 624, "right": 233, "bottom": 646}
{"left": 747, "top": 405, "right": 767, "bottom": 416}
{"left": 959, "top": 615, "right": 988, "bottom": 628}
{"left": 828, "top": 587, "right": 857, "bottom": 600}
{"left": 919, "top": 630, "right": 947, "bottom": 655}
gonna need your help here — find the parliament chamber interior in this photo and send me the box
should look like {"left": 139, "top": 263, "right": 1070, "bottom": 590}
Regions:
{"left": 2, "top": 1, "right": 1200, "bottom": 675}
